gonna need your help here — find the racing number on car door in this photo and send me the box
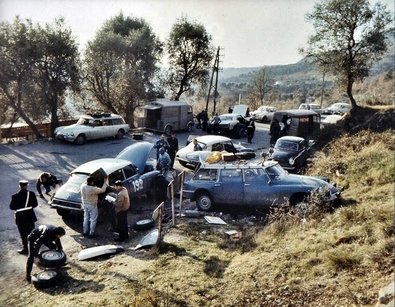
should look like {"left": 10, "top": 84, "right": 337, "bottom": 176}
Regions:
{"left": 132, "top": 179, "right": 143, "bottom": 192}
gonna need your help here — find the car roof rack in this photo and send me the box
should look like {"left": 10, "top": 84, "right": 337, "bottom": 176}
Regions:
{"left": 88, "top": 113, "right": 112, "bottom": 118}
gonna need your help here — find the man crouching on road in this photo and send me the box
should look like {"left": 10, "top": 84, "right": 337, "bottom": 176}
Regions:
{"left": 26, "top": 225, "right": 65, "bottom": 283}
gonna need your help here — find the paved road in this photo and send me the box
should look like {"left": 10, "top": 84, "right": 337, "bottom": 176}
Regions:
{"left": 0, "top": 124, "right": 270, "bottom": 277}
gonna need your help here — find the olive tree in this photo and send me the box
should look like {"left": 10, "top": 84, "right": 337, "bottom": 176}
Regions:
{"left": 166, "top": 17, "right": 214, "bottom": 101}
{"left": 0, "top": 18, "right": 43, "bottom": 137}
{"left": 35, "top": 18, "right": 80, "bottom": 134}
{"left": 83, "top": 14, "right": 163, "bottom": 126}
{"left": 0, "top": 17, "right": 80, "bottom": 138}
{"left": 302, "top": 0, "right": 392, "bottom": 110}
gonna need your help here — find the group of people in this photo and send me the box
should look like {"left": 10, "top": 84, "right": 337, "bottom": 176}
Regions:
{"left": 154, "top": 132, "right": 179, "bottom": 178}
{"left": 10, "top": 170, "right": 132, "bottom": 283}
{"left": 196, "top": 110, "right": 256, "bottom": 143}
{"left": 10, "top": 179, "right": 65, "bottom": 282}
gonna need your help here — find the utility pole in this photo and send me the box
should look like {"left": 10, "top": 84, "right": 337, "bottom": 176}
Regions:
{"left": 206, "top": 46, "right": 222, "bottom": 115}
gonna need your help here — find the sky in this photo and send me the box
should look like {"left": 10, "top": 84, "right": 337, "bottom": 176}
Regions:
{"left": 0, "top": 0, "right": 394, "bottom": 68}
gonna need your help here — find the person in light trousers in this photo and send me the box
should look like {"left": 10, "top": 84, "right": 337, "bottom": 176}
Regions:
{"left": 80, "top": 176, "right": 108, "bottom": 238}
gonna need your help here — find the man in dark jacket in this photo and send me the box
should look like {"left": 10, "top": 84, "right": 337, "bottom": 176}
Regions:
{"left": 36, "top": 172, "right": 62, "bottom": 198}
{"left": 167, "top": 132, "right": 179, "bottom": 170}
{"left": 246, "top": 118, "right": 256, "bottom": 143}
{"left": 26, "top": 225, "right": 66, "bottom": 282}
{"left": 9, "top": 180, "right": 38, "bottom": 255}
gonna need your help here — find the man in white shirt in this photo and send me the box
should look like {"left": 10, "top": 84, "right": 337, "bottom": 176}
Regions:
{"left": 80, "top": 176, "right": 108, "bottom": 238}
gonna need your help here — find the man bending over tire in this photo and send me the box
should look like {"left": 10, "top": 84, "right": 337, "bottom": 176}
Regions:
{"left": 26, "top": 225, "right": 65, "bottom": 283}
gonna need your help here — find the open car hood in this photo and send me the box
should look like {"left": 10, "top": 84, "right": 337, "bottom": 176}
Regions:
{"left": 116, "top": 141, "right": 154, "bottom": 175}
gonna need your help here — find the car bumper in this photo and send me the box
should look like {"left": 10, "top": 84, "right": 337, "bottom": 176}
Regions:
{"left": 55, "top": 134, "right": 75, "bottom": 142}
{"left": 50, "top": 198, "right": 83, "bottom": 212}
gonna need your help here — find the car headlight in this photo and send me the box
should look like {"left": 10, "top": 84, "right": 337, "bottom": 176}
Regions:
{"left": 66, "top": 132, "right": 75, "bottom": 137}
{"left": 289, "top": 157, "right": 295, "bottom": 166}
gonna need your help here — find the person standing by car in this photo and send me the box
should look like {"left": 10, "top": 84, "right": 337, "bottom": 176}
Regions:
{"left": 36, "top": 172, "right": 62, "bottom": 198}
{"left": 201, "top": 110, "right": 209, "bottom": 131}
{"left": 9, "top": 180, "right": 38, "bottom": 255}
{"left": 80, "top": 176, "right": 109, "bottom": 238}
{"left": 154, "top": 134, "right": 170, "bottom": 159}
{"left": 167, "top": 132, "right": 179, "bottom": 170}
{"left": 112, "top": 181, "right": 130, "bottom": 242}
{"left": 158, "top": 147, "right": 171, "bottom": 178}
{"left": 193, "top": 138, "right": 202, "bottom": 151}
{"left": 25, "top": 225, "right": 65, "bottom": 283}
{"left": 269, "top": 118, "right": 281, "bottom": 147}
{"left": 212, "top": 113, "right": 221, "bottom": 134}
{"left": 246, "top": 118, "right": 256, "bottom": 143}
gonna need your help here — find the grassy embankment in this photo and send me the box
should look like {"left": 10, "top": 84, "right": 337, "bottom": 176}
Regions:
{"left": 135, "top": 129, "right": 394, "bottom": 306}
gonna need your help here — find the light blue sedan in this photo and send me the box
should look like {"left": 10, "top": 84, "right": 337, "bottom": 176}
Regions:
{"left": 183, "top": 161, "right": 340, "bottom": 211}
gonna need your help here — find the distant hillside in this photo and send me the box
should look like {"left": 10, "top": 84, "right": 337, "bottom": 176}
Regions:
{"left": 220, "top": 28, "right": 395, "bottom": 84}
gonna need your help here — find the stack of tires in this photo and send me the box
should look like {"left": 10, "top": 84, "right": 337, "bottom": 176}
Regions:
{"left": 32, "top": 250, "right": 67, "bottom": 289}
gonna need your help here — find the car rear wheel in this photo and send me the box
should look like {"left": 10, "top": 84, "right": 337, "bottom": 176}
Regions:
{"left": 115, "top": 129, "right": 125, "bottom": 139}
{"left": 196, "top": 192, "right": 213, "bottom": 211}
{"left": 75, "top": 134, "right": 86, "bottom": 145}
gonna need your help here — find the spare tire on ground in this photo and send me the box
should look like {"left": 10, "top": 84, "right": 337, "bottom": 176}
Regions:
{"left": 39, "top": 250, "right": 67, "bottom": 268}
{"left": 32, "top": 270, "right": 61, "bottom": 289}
{"left": 133, "top": 218, "right": 155, "bottom": 231}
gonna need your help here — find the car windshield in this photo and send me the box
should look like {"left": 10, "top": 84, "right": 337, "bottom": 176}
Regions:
{"left": 220, "top": 115, "right": 233, "bottom": 121}
{"left": 310, "top": 105, "right": 320, "bottom": 110}
{"left": 275, "top": 140, "right": 299, "bottom": 152}
{"left": 77, "top": 117, "right": 94, "bottom": 126}
{"left": 265, "top": 164, "right": 287, "bottom": 177}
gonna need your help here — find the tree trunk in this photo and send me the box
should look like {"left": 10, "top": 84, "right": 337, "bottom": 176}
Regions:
{"left": 50, "top": 95, "right": 59, "bottom": 137}
{"left": 346, "top": 78, "right": 357, "bottom": 112}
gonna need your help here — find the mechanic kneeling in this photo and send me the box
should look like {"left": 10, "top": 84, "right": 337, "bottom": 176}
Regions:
{"left": 26, "top": 225, "right": 66, "bottom": 283}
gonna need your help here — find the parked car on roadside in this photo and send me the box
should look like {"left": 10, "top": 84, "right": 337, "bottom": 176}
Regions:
{"left": 176, "top": 135, "right": 256, "bottom": 170}
{"left": 54, "top": 113, "right": 129, "bottom": 145}
{"left": 207, "top": 113, "right": 248, "bottom": 138}
{"left": 182, "top": 160, "right": 340, "bottom": 211}
{"left": 265, "top": 136, "right": 312, "bottom": 173}
{"left": 322, "top": 103, "right": 352, "bottom": 115}
{"left": 50, "top": 141, "right": 165, "bottom": 217}
{"left": 250, "top": 105, "right": 277, "bottom": 123}
{"left": 298, "top": 103, "right": 322, "bottom": 115}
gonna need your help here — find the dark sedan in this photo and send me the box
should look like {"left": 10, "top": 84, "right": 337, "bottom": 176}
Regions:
{"left": 266, "top": 136, "right": 312, "bottom": 173}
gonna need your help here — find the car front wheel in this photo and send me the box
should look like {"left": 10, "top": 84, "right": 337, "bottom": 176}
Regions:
{"left": 75, "top": 134, "right": 86, "bottom": 145}
{"left": 196, "top": 192, "right": 213, "bottom": 211}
